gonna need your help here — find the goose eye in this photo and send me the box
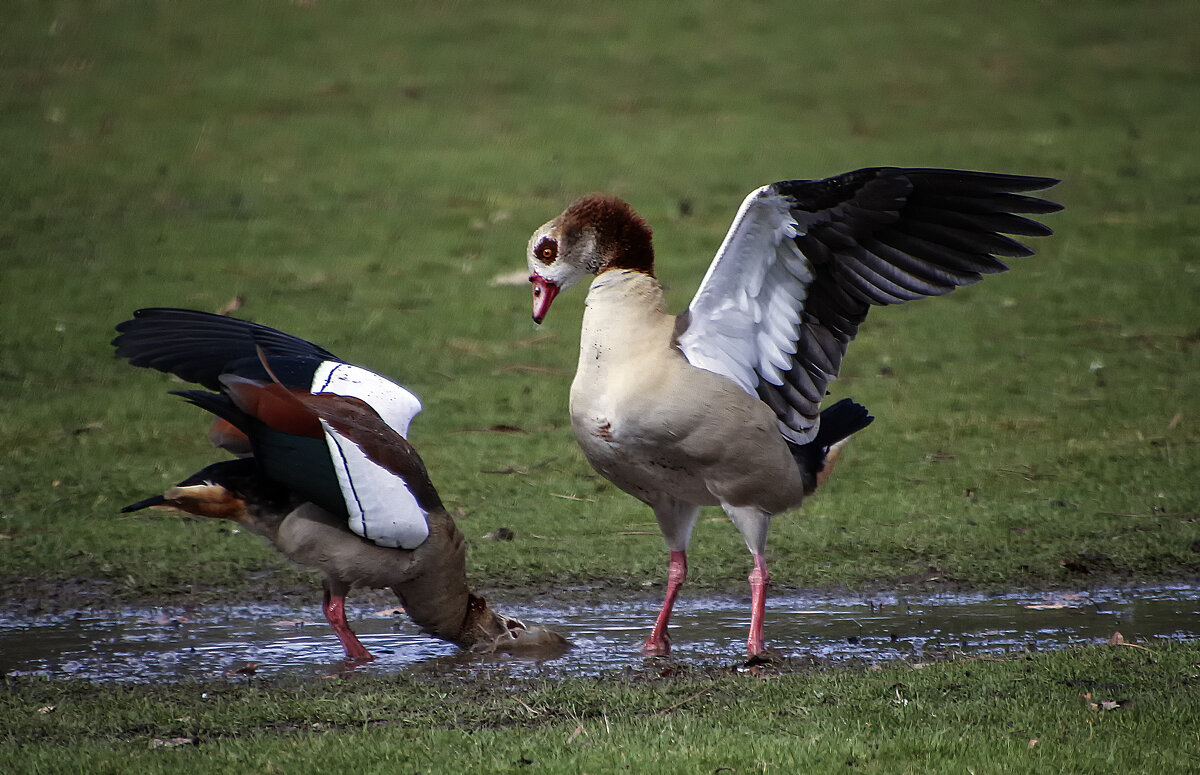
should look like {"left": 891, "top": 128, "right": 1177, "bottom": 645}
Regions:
{"left": 535, "top": 238, "right": 558, "bottom": 264}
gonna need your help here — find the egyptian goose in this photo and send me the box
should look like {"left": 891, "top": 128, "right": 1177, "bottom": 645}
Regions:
{"left": 525, "top": 167, "right": 1061, "bottom": 658}
{"left": 115, "top": 308, "right": 566, "bottom": 660}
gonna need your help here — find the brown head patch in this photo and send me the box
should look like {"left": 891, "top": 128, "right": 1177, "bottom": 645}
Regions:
{"left": 559, "top": 194, "right": 655, "bottom": 276}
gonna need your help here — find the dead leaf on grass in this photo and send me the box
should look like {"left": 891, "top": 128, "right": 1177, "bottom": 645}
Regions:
{"left": 217, "top": 295, "right": 244, "bottom": 315}
{"left": 513, "top": 697, "right": 543, "bottom": 717}
{"left": 490, "top": 270, "right": 531, "bottom": 287}
{"left": 1107, "top": 632, "right": 1155, "bottom": 654}
{"left": 566, "top": 723, "right": 587, "bottom": 743}
{"left": 550, "top": 493, "right": 596, "bottom": 502}
{"left": 513, "top": 334, "right": 554, "bottom": 347}
{"left": 448, "top": 340, "right": 488, "bottom": 356}
{"left": 493, "top": 364, "right": 568, "bottom": 376}
{"left": 482, "top": 465, "right": 530, "bottom": 475}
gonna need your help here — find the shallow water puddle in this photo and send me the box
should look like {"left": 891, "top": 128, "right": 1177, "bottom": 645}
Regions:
{"left": 1, "top": 586, "right": 1195, "bottom": 682}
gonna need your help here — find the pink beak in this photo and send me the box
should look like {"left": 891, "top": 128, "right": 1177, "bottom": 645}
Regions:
{"left": 530, "top": 275, "right": 560, "bottom": 324}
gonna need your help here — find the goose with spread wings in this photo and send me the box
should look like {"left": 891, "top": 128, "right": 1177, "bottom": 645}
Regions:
{"left": 525, "top": 167, "right": 1061, "bottom": 658}
{"left": 115, "top": 308, "right": 567, "bottom": 661}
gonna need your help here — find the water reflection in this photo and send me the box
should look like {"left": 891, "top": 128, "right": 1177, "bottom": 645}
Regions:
{"left": 1, "top": 586, "right": 1195, "bottom": 682}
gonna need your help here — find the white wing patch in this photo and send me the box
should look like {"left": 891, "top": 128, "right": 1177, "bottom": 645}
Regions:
{"left": 310, "top": 361, "right": 428, "bottom": 549}
{"left": 321, "top": 420, "right": 430, "bottom": 549}
{"left": 677, "top": 187, "right": 814, "bottom": 402}
{"left": 311, "top": 362, "right": 423, "bottom": 436}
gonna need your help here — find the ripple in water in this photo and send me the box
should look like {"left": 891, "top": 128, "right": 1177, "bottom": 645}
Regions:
{"left": 1, "top": 586, "right": 1196, "bottom": 682}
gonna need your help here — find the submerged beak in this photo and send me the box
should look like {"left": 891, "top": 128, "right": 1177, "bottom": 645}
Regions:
{"left": 471, "top": 614, "right": 572, "bottom": 656}
{"left": 530, "top": 274, "right": 560, "bottom": 324}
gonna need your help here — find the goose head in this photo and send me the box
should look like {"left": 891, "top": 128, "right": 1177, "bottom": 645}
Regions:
{"left": 527, "top": 194, "right": 655, "bottom": 323}
{"left": 461, "top": 595, "right": 572, "bottom": 655}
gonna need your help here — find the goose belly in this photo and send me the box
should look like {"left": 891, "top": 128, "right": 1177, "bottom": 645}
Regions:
{"left": 570, "top": 402, "right": 720, "bottom": 506}
{"left": 569, "top": 358, "right": 809, "bottom": 513}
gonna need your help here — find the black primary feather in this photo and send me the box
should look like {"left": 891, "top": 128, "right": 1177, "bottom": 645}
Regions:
{"left": 759, "top": 168, "right": 1060, "bottom": 442}
{"left": 113, "top": 308, "right": 340, "bottom": 391}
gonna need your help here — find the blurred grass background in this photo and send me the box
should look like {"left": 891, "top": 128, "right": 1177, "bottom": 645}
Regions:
{"left": 1, "top": 0, "right": 1197, "bottom": 601}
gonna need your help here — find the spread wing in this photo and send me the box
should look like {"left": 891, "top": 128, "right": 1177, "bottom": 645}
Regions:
{"left": 114, "top": 307, "right": 430, "bottom": 548}
{"left": 675, "top": 167, "right": 1062, "bottom": 443}
{"left": 113, "top": 307, "right": 423, "bottom": 437}
{"left": 113, "top": 307, "right": 340, "bottom": 391}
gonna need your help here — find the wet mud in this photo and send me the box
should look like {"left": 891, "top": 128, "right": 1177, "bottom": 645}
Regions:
{"left": 1, "top": 585, "right": 1195, "bottom": 682}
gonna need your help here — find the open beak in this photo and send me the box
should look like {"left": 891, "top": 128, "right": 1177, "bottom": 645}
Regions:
{"left": 530, "top": 275, "right": 560, "bottom": 324}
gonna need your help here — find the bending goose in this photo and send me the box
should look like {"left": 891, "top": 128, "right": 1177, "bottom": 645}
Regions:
{"left": 115, "top": 308, "right": 567, "bottom": 660}
{"left": 525, "top": 167, "right": 1062, "bottom": 658}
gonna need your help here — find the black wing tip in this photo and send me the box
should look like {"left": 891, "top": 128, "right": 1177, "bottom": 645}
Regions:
{"left": 776, "top": 166, "right": 1061, "bottom": 187}
{"left": 121, "top": 494, "right": 166, "bottom": 513}
{"left": 115, "top": 307, "right": 237, "bottom": 334}
{"left": 898, "top": 168, "right": 1061, "bottom": 191}
{"left": 113, "top": 307, "right": 216, "bottom": 347}
{"left": 111, "top": 307, "right": 343, "bottom": 391}
{"left": 770, "top": 167, "right": 1063, "bottom": 219}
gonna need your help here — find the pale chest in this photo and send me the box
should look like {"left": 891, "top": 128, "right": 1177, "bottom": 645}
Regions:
{"left": 567, "top": 282, "right": 718, "bottom": 504}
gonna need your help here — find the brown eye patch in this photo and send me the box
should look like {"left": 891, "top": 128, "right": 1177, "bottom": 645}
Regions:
{"left": 534, "top": 237, "right": 558, "bottom": 265}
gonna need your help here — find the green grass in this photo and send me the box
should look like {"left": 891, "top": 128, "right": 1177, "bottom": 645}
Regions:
{"left": 2, "top": 0, "right": 1196, "bottom": 599}
{"left": 3, "top": 1, "right": 1200, "bottom": 771}
{"left": 4, "top": 642, "right": 1199, "bottom": 773}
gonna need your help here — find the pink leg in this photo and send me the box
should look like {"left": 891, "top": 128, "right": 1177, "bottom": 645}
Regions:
{"left": 746, "top": 554, "right": 770, "bottom": 657}
{"left": 641, "top": 550, "right": 687, "bottom": 656}
{"left": 322, "top": 584, "right": 374, "bottom": 662}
